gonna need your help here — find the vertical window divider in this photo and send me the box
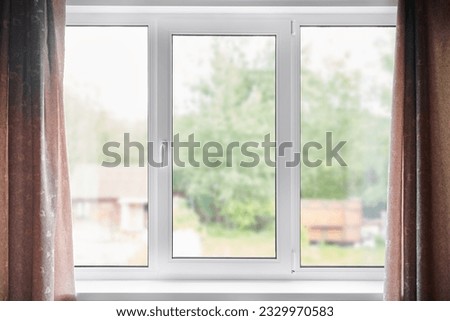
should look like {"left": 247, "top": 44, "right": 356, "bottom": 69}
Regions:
{"left": 290, "top": 20, "right": 302, "bottom": 273}
{"left": 148, "top": 19, "right": 158, "bottom": 274}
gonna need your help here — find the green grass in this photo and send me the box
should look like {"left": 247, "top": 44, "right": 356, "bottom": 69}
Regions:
{"left": 201, "top": 224, "right": 275, "bottom": 257}
{"left": 173, "top": 196, "right": 385, "bottom": 264}
{"left": 301, "top": 243, "right": 385, "bottom": 266}
{"left": 173, "top": 197, "right": 276, "bottom": 257}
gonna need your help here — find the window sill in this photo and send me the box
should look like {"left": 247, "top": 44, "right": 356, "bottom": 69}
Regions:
{"left": 76, "top": 280, "right": 383, "bottom": 301}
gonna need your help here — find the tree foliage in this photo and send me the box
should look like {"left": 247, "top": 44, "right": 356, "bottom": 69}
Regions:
{"left": 173, "top": 39, "right": 276, "bottom": 230}
{"left": 66, "top": 35, "right": 394, "bottom": 231}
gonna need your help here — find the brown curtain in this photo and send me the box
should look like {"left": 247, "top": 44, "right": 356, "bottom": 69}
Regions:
{"left": 0, "top": 0, "right": 75, "bottom": 300}
{"left": 385, "top": 0, "right": 450, "bottom": 301}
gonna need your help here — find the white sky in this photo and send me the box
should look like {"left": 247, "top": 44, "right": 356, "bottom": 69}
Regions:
{"left": 301, "top": 27, "right": 395, "bottom": 74}
{"left": 64, "top": 27, "right": 395, "bottom": 120}
{"left": 301, "top": 27, "right": 396, "bottom": 115}
{"left": 64, "top": 27, "right": 148, "bottom": 121}
{"left": 173, "top": 35, "right": 275, "bottom": 115}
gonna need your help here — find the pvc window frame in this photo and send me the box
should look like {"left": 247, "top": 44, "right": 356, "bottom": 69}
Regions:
{"left": 67, "top": 5, "right": 396, "bottom": 282}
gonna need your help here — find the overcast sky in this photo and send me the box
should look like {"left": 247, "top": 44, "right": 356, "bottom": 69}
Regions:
{"left": 64, "top": 26, "right": 395, "bottom": 121}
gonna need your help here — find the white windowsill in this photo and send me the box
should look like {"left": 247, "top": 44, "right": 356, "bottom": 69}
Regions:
{"left": 76, "top": 280, "right": 383, "bottom": 301}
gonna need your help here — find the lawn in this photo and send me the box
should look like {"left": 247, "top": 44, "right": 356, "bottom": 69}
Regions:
{"left": 173, "top": 196, "right": 275, "bottom": 257}
{"left": 173, "top": 196, "right": 385, "bottom": 265}
{"left": 301, "top": 243, "right": 385, "bottom": 266}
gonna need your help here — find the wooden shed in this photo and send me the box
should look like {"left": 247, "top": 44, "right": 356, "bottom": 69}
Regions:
{"left": 301, "top": 199, "right": 363, "bottom": 245}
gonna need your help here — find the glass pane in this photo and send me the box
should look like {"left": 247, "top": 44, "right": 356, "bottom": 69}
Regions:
{"left": 64, "top": 27, "right": 148, "bottom": 266}
{"left": 172, "top": 36, "right": 276, "bottom": 258}
{"left": 300, "top": 27, "right": 395, "bottom": 266}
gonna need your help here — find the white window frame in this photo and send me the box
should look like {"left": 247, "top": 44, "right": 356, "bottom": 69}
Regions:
{"left": 157, "top": 19, "right": 292, "bottom": 277}
{"left": 67, "top": 4, "right": 396, "bottom": 283}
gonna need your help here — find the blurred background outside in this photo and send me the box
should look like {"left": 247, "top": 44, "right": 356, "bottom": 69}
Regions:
{"left": 64, "top": 27, "right": 395, "bottom": 266}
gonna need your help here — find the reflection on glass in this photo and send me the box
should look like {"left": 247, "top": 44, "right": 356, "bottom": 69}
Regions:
{"left": 300, "top": 27, "right": 395, "bottom": 266}
{"left": 172, "top": 36, "right": 276, "bottom": 258}
{"left": 64, "top": 27, "right": 148, "bottom": 266}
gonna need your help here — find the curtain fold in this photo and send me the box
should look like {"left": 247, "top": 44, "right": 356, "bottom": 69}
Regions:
{"left": 0, "top": 0, "right": 75, "bottom": 301}
{"left": 385, "top": 0, "right": 450, "bottom": 301}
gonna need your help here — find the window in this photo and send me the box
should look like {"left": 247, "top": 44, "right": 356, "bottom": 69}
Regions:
{"left": 65, "top": 6, "right": 396, "bottom": 280}
{"left": 172, "top": 35, "right": 276, "bottom": 258}
{"left": 300, "top": 27, "right": 395, "bottom": 267}
{"left": 64, "top": 27, "right": 148, "bottom": 266}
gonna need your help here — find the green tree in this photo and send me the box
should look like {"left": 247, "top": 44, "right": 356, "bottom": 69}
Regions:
{"left": 173, "top": 39, "right": 276, "bottom": 230}
{"left": 300, "top": 44, "right": 393, "bottom": 215}
{"left": 174, "top": 35, "right": 393, "bottom": 229}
